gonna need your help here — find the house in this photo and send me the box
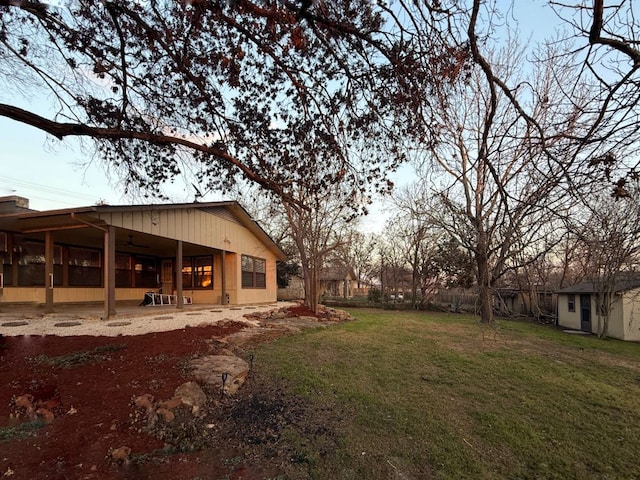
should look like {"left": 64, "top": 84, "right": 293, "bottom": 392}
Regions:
{"left": 556, "top": 278, "right": 640, "bottom": 341}
{"left": 278, "top": 273, "right": 304, "bottom": 301}
{"left": 0, "top": 196, "right": 286, "bottom": 317}
{"left": 320, "top": 265, "right": 357, "bottom": 298}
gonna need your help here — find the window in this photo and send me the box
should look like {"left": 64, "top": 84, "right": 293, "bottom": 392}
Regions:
{"left": 134, "top": 256, "right": 158, "bottom": 288}
{"left": 115, "top": 253, "right": 133, "bottom": 287}
{"left": 241, "top": 255, "right": 266, "bottom": 288}
{"left": 68, "top": 247, "right": 101, "bottom": 286}
{"left": 182, "top": 255, "right": 213, "bottom": 288}
{"left": 17, "top": 240, "right": 63, "bottom": 286}
{"left": 1, "top": 232, "right": 10, "bottom": 286}
{"left": 568, "top": 294, "right": 575, "bottom": 312}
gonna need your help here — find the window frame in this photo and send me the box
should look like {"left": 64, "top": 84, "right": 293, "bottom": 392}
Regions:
{"left": 68, "top": 246, "right": 102, "bottom": 287}
{"left": 568, "top": 294, "right": 576, "bottom": 312}
{"left": 16, "top": 240, "right": 63, "bottom": 286}
{"left": 181, "top": 255, "right": 213, "bottom": 289}
{"left": 115, "top": 253, "right": 133, "bottom": 288}
{"left": 134, "top": 255, "right": 159, "bottom": 289}
{"left": 241, "top": 255, "right": 266, "bottom": 289}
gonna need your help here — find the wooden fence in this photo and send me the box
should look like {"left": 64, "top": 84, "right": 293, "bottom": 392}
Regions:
{"left": 432, "top": 289, "right": 479, "bottom": 307}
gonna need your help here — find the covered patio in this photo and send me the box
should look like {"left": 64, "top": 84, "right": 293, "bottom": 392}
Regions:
{"left": 0, "top": 197, "right": 286, "bottom": 319}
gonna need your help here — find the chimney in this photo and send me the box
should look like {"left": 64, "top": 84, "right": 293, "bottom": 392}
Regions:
{"left": 0, "top": 196, "right": 33, "bottom": 214}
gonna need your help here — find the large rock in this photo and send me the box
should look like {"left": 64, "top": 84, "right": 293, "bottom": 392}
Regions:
{"left": 190, "top": 355, "right": 249, "bottom": 395}
{"left": 175, "top": 381, "right": 207, "bottom": 410}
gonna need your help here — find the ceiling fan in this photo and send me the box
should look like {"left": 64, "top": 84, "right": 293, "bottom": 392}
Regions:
{"left": 122, "top": 234, "right": 149, "bottom": 248}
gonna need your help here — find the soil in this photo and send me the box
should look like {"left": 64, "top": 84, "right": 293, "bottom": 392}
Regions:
{"left": 0, "top": 306, "right": 341, "bottom": 480}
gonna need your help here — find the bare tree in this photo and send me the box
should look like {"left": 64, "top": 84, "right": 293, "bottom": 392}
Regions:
{"left": 282, "top": 191, "right": 353, "bottom": 313}
{"left": 329, "top": 229, "right": 377, "bottom": 292}
{"left": 562, "top": 186, "right": 640, "bottom": 338}
{"left": 549, "top": 0, "right": 640, "bottom": 194}
{"left": 377, "top": 231, "right": 409, "bottom": 302}
{"left": 386, "top": 183, "right": 443, "bottom": 308}
{"left": 420, "top": 36, "right": 580, "bottom": 324}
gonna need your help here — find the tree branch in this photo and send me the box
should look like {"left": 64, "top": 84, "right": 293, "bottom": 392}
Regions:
{"left": 0, "top": 103, "right": 293, "bottom": 200}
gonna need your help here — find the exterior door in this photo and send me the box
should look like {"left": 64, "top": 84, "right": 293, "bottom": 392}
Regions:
{"left": 580, "top": 294, "right": 591, "bottom": 332}
{"left": 161, "top": 259, "right": 173, "bottom": 294}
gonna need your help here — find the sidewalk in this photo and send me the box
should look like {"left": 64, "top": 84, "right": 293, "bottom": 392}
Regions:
{"left": 0, "top": 302, "right": 294, "bottom": 337}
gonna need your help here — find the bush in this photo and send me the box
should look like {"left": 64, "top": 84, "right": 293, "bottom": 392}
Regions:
{"left": 367, "top": 289, "right": 382, "bottom": 303}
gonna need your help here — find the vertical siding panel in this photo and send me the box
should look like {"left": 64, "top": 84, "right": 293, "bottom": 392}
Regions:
{"left": 160, "top": 210, "right": 168, "bottom": 237}
{"left": 167, "top": 210, "right": 175, "bottom": 239}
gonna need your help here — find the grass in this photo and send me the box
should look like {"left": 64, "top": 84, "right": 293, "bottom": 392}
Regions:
{"left": 28, "top": 343, "right": 127, "bottom": 368}
{"left": 253, "top": 309, "right": 640, "bottom": 480}
{"left": 0, "top": 421, "right": 45, "bottom": 443}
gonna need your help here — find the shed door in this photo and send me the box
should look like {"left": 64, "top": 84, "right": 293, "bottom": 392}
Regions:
{"left": 580, "top": 294, "right": 591, "bottom": 332}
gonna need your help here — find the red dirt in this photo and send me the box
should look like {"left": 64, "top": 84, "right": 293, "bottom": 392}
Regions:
{"left": 0, "top": 320, "right": 307, "bottom": 479}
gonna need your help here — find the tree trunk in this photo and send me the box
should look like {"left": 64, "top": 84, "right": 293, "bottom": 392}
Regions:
{"left": 302, "top": 263, "right": 320, "bottom": 314}
{"left": 476, "top": 236, "right": 494, "bottom": 324}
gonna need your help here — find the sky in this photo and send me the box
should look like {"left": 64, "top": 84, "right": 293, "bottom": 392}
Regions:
{"left": 0, "top": 1, "right": 560, "bottom": 230}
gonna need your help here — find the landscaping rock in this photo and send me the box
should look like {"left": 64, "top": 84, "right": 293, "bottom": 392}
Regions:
{"left": 156, "top": 407, "right": 175, "bottom": 423}
{"left": 157, "top": 396, "right": 182, "bottom": 410}
{"left": 36, "top": 407, "right": 55, "bottom": 423}
{"left": 133, "top": 393, "right": 154, "bottom": 412}
{"left": 109, "top": 446, "right": 131, "bottom": 464}
{"left": 175, "top": 381, "right": 207, "bottom": 410}
{"left": 190, "top": 355, "right": 249, "bottom": 395}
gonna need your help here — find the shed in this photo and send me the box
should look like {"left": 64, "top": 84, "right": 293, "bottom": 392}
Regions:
{"left": 556, "top": 278, "right": 640, "bottom": 341}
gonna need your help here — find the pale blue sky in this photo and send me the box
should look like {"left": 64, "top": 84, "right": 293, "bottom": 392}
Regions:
{"left": 0, "top": 1, "right": 560, "bottom": 223}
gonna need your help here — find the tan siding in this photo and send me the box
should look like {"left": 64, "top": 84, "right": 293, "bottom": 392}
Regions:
{"left": 621, "top": 288, "right": 640, "bottom": 341}
{"left": 235, "top": 250, "right": 278, "bottom": 305}
{"left": 159, "top": 210, "right": 168, "bottom": 237}
{"left": 47, "top": 206, "right": 283, "bottom": 307}
{"left": 557, "top": 294, "right": 581, "bottom": 330}
{"left": 1, "top": 287, "right": 45, "bottom": 303}
{"left": 122, "top": 211, "right": 134, "bottom": 230}
{"left": 54, "top": 288, "right": 103, "bottom": 303}
{"left": 606, "top": 294, "right": 626, "bottom": 340}
{"left": 2, "top": 288, "right": 144, "bottom": 304}
{"left": 97, "top": 208, "right": 271, "bottom": 254}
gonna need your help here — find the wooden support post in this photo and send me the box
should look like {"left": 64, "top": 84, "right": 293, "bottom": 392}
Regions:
{"left": 176, "top": 240, "right": 184, "bottom": 309}
{"left": 221, "top": 250, "right": 227, "bottom": 305}
{"left": 44, "top": 231, "right": 54, "bottom": 314}
{"left": 104, "top": 225, "right": 117, "bottom": 318}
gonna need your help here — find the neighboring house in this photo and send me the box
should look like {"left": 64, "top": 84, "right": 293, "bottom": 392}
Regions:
{"left": 0, "top": 196, "right": 286, "bottom": 317}
{"left": 557, "top": 278, "right": 640, "bottom": 341}
{"left": 320, "top": 265, "right": 357, "bottom": 298}
{"left": 278, "top": 273, "right": 304, "bottom": 301}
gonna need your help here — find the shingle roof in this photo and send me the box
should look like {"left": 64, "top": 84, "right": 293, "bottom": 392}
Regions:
{"left": 320, "top": 266, "right": 356, "bottom": 281}
{"left": 557, "top": 277, "right": 640, "bottom": 294}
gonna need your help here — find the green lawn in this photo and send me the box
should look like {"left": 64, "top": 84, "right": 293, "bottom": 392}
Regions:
{"left": 252, "top": 309, "right": 640, "bottom": 480}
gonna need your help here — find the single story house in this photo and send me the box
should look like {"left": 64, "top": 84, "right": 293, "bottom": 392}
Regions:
{"left": 556, "top": 278, "right": 640, "bottom": 341}
{"left": 0, "top": 196, "right": 286, "bottom": 318}
{"left": 320, "top": 265, "right": 357, "bottom": 298}
{"left": 277, "top": 273, "right": 304, "bottom": 301}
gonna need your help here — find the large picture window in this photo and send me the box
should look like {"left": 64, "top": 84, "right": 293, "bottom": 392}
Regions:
{"left": 17, "top": 240, "right": 63, "bottom": 286}
{"left": 241, "top": 255, "right": 266, "bottom": 288}
{"left": 135, "top": 256, "right": 158, "bottom": 289}
{"left": 115, "top": 253, "right": 133, "bottom": 287}
{"left": 1, "top": 232, "right": 10, "bottom": 286}
{"left": 182, "top": 255, "right": 213, "bottom": 288}
{"left": 68, "top": 247, "right": 101, "bottom": 286}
